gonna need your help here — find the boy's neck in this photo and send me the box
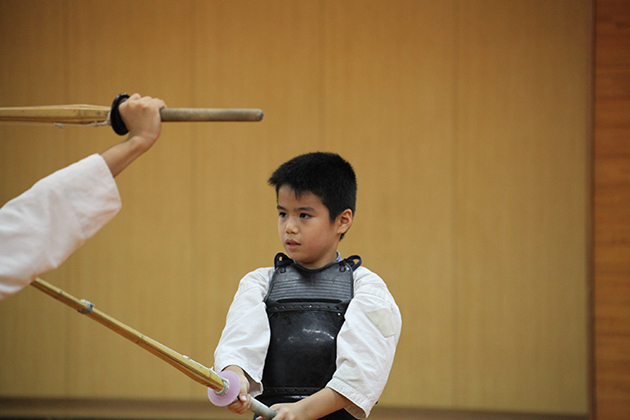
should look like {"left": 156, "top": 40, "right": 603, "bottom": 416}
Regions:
{"left": 293, "top": 251, "right": 342, "bottom": 270}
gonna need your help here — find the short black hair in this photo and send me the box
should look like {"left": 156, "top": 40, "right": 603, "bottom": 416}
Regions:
{"left": 268, "top": 152, "right": 357, "bottom": 223}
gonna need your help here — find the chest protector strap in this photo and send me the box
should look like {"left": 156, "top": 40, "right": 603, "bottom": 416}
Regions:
{"left": 260, "top": 253, "right": 360, "bottom": 400}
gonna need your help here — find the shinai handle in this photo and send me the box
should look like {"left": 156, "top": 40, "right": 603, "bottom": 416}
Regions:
{"left": 251, "top": 399, "right": 277, "bottom": 419}
{"left": 159, "top": 108, "right": 263, "bottom": 122}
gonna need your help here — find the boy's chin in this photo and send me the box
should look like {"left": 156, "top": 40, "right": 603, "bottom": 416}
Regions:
{"left": 286, "top": 252, "right": 302, "bottom": 264}
{"left": 284, "top": 252, "right": 307, "bottom": 266}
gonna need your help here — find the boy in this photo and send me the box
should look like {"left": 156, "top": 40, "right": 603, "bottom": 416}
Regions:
{"left": 214, "top": 152, "right": 401, "bottom": 420}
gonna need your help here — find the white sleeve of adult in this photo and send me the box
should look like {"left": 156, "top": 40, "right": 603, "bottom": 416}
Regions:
{"left": 0, "top": 154, "right": 122, "bottom": 300}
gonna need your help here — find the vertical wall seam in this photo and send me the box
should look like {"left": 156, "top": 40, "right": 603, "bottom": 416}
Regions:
{"left": 61, "top": 0, "right": 70, "bottom": 397}
{"left": 589, "top": 1, "right": 597, "bottom": 417}
{"left": 451, "top": 0, "right": 460, "bottom": 408}
{"left": 319, "top": 0, "right": 326, "bottom": 149}
{"left": 188, "top": 0, "right": 198, "bottom": 397}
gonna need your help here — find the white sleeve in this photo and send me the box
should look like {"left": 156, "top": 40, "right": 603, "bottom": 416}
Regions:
{"left": 328, "top": 267, "right": 402, "bottom": 418}
{"left": 214, "top": 267, "right": 273, "bottom": 396}
{"left": 0, "top": 154, "right": 121, "bottom": 300}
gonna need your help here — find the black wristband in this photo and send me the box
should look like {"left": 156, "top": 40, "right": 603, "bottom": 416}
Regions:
{"left": 110, "top": 93, "right": 130, "bottom": 135}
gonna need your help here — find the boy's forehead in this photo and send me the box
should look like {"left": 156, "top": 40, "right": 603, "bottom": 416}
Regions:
{"left": 277, "top": 185, "right": 324, "bottom": 205}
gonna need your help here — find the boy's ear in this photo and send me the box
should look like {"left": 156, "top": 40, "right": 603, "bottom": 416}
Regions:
{"left": 336, "top": 209, "right": 354, "bottom": 235}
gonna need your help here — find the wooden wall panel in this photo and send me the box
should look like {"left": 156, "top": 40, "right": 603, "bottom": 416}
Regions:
{"left": 0, "top": 0, "right": 71, "bottom": 397}
{"left": 61, "top": 1, "right": 198, "bottom": 398}
{"left": 0, "top": 0, "right": 591, "bottom": 416}
{"left": 322, "top": 0, "right": 457, "bottom": 407}
{"left": 594, "top": 0, "right": 630, "bottom": 418}
{"left": 455, "top": 1, "right": 591, "bottom": 413}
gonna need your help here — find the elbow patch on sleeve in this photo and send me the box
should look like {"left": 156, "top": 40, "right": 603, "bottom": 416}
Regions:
{"left": 366, "top": 307, "right": 397, "bottom": 338}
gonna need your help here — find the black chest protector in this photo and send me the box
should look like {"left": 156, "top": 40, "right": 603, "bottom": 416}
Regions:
{"left": 260, "top": 253, "right": 361, "bottom": 401}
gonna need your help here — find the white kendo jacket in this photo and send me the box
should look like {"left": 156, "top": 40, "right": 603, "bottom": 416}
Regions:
{"left": 0, "top": 154, "right": 121, "bottom": 300}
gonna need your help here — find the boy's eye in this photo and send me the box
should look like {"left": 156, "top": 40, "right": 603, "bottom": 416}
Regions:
{"left": 299, "top": 213, "right": 311, "bottom": 219}
{"left": 278, "top": 212, "right": 287, "bottom": 218}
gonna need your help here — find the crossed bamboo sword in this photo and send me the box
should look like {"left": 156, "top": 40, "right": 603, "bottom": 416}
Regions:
{"left": 1, "top": 99, "right": 274, "bottom": 418}
{"left": 31, "top": 278, "right": 275, "bottom": 419}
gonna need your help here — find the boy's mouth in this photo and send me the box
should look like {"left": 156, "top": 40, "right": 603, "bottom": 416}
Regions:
{"left": 285, "top": 239, "right": 300, "bottom": 250}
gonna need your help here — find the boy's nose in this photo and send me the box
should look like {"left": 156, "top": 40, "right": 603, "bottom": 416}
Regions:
{"left": 285, "top": 217, "right": 298, "bottom": 233}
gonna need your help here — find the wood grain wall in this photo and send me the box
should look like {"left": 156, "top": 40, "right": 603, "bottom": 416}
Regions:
{"left": 0, "top": 0, "right": 591, "bottom": 416}
{"left": 594, "top": 1, "right": 630, "bottom": 419}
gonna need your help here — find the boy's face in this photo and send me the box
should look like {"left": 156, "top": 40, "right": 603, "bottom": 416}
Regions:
{"left": 276, "top": 185, "right": 352, "bottom": 270}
